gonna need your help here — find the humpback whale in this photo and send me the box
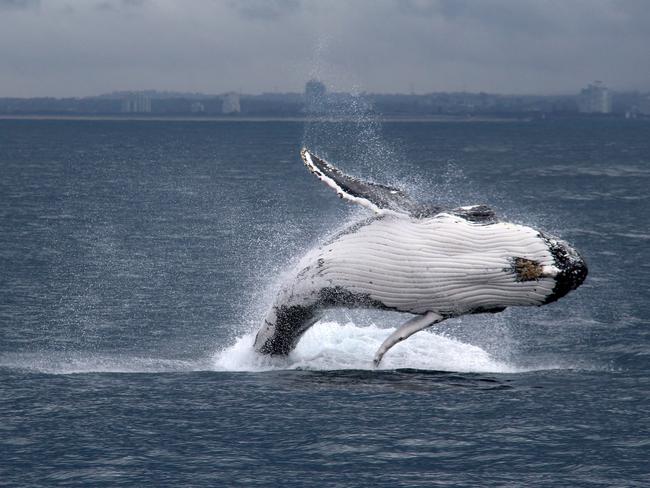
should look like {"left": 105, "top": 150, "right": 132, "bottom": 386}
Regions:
{"left": 254, "top": 149, "right": 587, "bottom": 366}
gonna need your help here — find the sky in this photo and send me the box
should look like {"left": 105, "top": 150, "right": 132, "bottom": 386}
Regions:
{"left": 0, "top": 0, "right": 649, "bottom": 97}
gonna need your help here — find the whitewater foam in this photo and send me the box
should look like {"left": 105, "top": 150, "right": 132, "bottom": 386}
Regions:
{"left": 212, "top": 321, "right": 522, "bottom": 373}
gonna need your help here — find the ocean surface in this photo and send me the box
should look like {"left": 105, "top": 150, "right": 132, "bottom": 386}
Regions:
{"left": 1, "top": 118, "right": 648, "bottom": 486}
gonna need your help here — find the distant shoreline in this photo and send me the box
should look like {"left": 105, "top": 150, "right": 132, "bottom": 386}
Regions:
{"left": 0, "top": 114, "right": 529, "bottom": 123}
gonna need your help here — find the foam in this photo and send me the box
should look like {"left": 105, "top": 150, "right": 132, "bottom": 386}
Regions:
{"left": 212, "top": 321, "right": 522, "bottom": 373}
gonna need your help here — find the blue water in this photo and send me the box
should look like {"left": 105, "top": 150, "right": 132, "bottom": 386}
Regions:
{"left": 1, "top": 119, "right": 649, "bottom": 486}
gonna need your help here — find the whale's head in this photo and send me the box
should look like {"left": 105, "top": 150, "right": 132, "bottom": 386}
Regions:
{"left": 538, "top": 232, "right": 588, "bottom": 304}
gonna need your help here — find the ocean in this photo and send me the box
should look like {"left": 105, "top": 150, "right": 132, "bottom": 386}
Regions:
{"left": 1, "top": 118, "right": 648, "bottom": 486}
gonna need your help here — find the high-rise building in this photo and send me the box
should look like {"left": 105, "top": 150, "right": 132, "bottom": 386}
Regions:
{"left": 578, "top": 81, "right": 611, "bottom": 114}
{"left": 121, "top": 93, "right": 152, "bottom": 113}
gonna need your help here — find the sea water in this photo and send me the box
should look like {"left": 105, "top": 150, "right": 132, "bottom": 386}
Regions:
{"left": 1, "top": 119, "right": 648, "bottom": 486}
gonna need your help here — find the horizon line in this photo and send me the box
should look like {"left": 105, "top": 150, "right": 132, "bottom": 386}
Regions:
{"left": 1, "top": 86, "right": 646, "bottom": 100}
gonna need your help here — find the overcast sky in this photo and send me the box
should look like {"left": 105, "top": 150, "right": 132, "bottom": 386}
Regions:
{"left": 1, "top": 0, "right": 648, "bottom": 97}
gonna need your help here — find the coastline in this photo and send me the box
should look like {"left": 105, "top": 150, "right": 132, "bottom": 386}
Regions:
{"left": 0, "top": 114, "right": 529, "bottom": 123}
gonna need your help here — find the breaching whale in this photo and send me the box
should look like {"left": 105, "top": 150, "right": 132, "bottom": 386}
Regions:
{"left": 254, "top": 149, "right": 587, "bottom": 366}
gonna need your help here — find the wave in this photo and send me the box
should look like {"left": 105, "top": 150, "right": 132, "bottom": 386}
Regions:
{"left": 524, "top": 164, "right": 650, "bottom": 178}
{"left": 0, "top": 353, "right": 205, "bottom": 375}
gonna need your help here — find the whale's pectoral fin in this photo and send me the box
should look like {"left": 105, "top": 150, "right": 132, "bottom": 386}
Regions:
{"left": 301, "top": 148, "right": 425, "bottom": 215}
{"left": 373, "top": 311, "right": 445, "bottom": 367}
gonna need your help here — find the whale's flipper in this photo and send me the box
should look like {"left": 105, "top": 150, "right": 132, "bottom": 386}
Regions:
{"left": 373, "top": 311, "right": 445, "bottom": 366}
{"left": 301, "top": 148, "right": 429, "bottom": 215}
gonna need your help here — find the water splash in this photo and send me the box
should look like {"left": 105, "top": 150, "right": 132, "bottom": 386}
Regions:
{"left": 212, "top": 321, "right": 522, "bottom": 373}
{"left": 1, "top": 319, "right": 591, "bottom": 375}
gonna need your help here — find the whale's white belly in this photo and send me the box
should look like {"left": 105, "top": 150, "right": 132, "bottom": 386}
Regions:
{"left": 314, "top": 213, "right": 557, "bottom": 314}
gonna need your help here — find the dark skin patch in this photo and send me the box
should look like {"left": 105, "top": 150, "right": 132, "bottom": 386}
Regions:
{"left": 508, "top": 257, "right": 545, "bottom": 282}
{"left": 470, "top": 306, "right": 507, "bottom": 315}
{"left": 450, "top": 205, "right": 498, "bottom": 224}
{"left": 538, "top": 232, "right": 588, "bottom": 305}
{"left": 317, "top": 286, "right": 392, "bottom": 310}
{"left": 256, "top": 304, "right": 319, "bottom": 356}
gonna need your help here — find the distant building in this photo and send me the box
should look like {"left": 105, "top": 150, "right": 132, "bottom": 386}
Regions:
{"left": 190, "top": 102, "right": 205, "bottom": 113}
{"left": 221, "top": 93, "right": 240, "bottom": 114}
{"left": 637, "top": 95, "right": 650, "bottom": 116}
{"left": 121, "top": 93, "right": 152, "bottom": 113}
{"left": 304, "top": 79, "right": 326, "bottom": 113}
{"left": 578, "top": 81, "right": 611, "bottom": 114}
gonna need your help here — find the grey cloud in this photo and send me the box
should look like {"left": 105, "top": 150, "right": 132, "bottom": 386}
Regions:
{"left": 0, "top": 0, "right": 647, "bottom": 97}
{"left": 397, "top": 1, "right": 559, "bottom": 37}
{"left": 95, "top": 0, "right": 146, "bottom": 12}
{"left": 0, "top": 0, "right": 39, "bottom": 9}
{"left": 228, "top": 0, "right": 301, "bottom": 20}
